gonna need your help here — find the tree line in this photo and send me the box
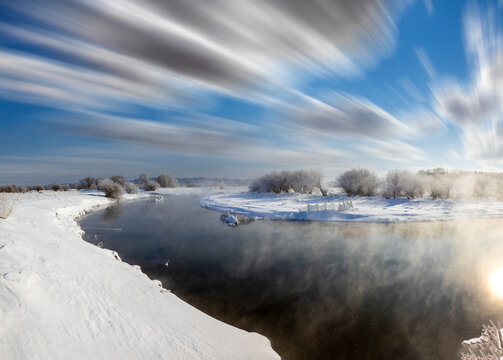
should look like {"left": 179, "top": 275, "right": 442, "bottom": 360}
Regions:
{"left": 249, "top": 168, "right": 503, "bottom": 200}
{"left": 0, "top": 172, "right": 177, "bottom": 199}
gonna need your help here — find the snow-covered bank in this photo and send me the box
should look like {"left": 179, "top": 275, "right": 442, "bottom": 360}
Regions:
{"left": 200, "top": 191, "right": 503, "bottom": 222}
{"left": 0, "top": 190, "right": 279, "bottom": 360}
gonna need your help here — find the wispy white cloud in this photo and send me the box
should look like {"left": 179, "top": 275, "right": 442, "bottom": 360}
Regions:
{"left": 2, "top": 0, "right": 409, "bottom": 100}
{"left": 289, "top": 93, "right": 411, "bottom": 139}
{"left": 359, "top": 139, "right": 426, "bottom": 163}
{"left": 431, "top": 4, "right": 503, "bottom": 166}
{"left": 415, "top": 47, "right": 437, "bottom": 79}
{"left": 423, "top": 0, "right": 434, "bottom": 16}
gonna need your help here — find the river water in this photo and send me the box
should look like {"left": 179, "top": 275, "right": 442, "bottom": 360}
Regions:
{"left": 79, "top": 194, "right": 503, "bottom": 359}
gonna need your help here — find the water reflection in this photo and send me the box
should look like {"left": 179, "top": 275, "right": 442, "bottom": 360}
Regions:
{"left": 101, "top": 202, "right": 122, "bottom": 223}
{"left": 79, "top": 196, "right": 503, "bottom": 360}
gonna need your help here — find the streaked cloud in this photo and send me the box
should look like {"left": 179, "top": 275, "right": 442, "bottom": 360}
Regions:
{"left": 2, "top": 0, "right": 408, "bottom": 99}
{"left": 3, "top": 0, "right": 472, "bottom": 184}
{"left": 359, "top": 139, "right": 426, "bottom": 163}
{"left": 415, "top": 47, "right": 437, "bottom": 79}
{"left": 431, "top": 4, "right": 503, "bottom": 165}
{"left": 290, "top": 94, "right": 410, "bottom": 138}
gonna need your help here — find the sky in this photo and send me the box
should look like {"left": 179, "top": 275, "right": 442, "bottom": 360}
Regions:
{"left": 1, "top": 0, "right": 503, "bottom": 184}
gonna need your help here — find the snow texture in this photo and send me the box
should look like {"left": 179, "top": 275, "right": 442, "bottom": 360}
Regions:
{"left": 200, "top": 190, "right": 503, "bottom": 222}
{"left": 0, "top": 189, "right": 279, "bottom": 360}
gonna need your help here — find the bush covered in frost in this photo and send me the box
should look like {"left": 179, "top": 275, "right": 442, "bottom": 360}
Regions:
{"left": 0, "top": 196, "right": 13, "bottom": 219}
{"left": 157, "top": 173, "right": 177, "bottom": 188}
{"left": 123, "top": 182, "right": 138, "bottom": 194}
{"left": 98, "top": 179, "right": 122, "bottom": 200}
{"left": 461, "top": 321, "right": 503, "bottom": 359}
{"left": 109, "top": 175, "right": 125, "bottom": 186}
{"left": 337, "top": 168, "right": 379, "bottom": 197}
{"left": 249, "top": 170, "right": 327, "bottom": 195}
{"left": 139, "top": 173, "right": 150, "bottom": 185}
{"left": 143, "top": 181, "right": 159, "bottom": 191}
{"left": 77, "top": 177, "right": 101, "bottom": 190}
{"left": 383, "top": 170, "right": 422, "bottom": 199}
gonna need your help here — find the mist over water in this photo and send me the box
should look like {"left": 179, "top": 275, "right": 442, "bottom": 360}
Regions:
{"left": 80, "top": 196, "right": 503, "bottom": 359}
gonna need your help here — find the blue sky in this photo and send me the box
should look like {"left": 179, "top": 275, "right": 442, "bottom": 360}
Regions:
{"left": 1, "top": 0, "right": 502, "bottom": 184}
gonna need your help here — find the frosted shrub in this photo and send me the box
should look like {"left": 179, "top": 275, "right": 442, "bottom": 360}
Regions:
{"left": 157, "top": 173, "right": 177, "bottom": 188}
{"left": 110, "top": 175, "right": 125, "bottom": 186}
{"left": 384, "top": 170, "right": 422, "bottom": 199}
{"left": 123, "top": 182, "right": 138, "bottom": 194}
{"left": 249, "top": 170, "right": 327, "bottom": 195}
{"left": 427, "top": 175, "right": 452, "bottom": 199}
{"left": 0, "top": 196, "right": 13, "bottom": 219}
{"left": 139, "top": 173, "right": 150, "bottom": 185}
{"left": 337, "top": 168, "right": 379, "bottom": 197}
{"left": 77, "top": 177, "right": 100, "bottom": 190}
{"left": 143, "top": 181, "right": 159, "bottom": 191}
{"left": 98, "top": 179, "right": 122, "bottom": 200}
{"left": 461, "top": 321, "right": 503, "bottom": 359}
{"left": 250, "top": 171, "right": 290, "bottom": 193}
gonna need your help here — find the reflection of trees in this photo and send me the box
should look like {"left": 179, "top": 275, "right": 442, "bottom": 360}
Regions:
{"left": 101, "top": 203, "right": 122, "bottom": 223}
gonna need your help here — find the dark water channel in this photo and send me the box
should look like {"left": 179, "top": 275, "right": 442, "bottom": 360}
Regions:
{"left": 79, "top": 195, "right": 503, "bottom": 359}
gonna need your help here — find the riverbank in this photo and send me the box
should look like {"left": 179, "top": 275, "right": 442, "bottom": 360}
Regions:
{"left": 0, "top": 189, "right": 279, "bottom": 360}
{"left": 200, "top": 191, "right": 503, "bottom": 222}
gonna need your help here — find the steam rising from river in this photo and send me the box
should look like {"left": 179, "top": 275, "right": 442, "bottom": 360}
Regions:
{"left": 81, "top": 197, "right": 503, "bottom": 359}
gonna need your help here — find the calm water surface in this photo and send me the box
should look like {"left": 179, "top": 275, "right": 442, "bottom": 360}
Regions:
{"left": 79, "top": 195, "right": 503, "bottom": 359}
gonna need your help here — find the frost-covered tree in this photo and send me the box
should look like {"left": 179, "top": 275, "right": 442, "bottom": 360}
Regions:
{"left": 426, "top": 175, "right": 452, "bottom": 199}
{"left": 139, "top": 173, "right": 150, "bottom": 185}
{"left": 249, "top": 170, "right": 327, "bottom": 195}
{"left": 0, "top": 195, "right": 13, "bottom": 219}
{"left": 384, "top": 170, "right": 422, "bottom": 199}
{"left": 143, "top": 181, "right": 159, "bottom": 191}
{"left": 461, "top": 321, "right": 503, "bottom": 359}
{"left": 77, "top": 177, "right": 100, "bottom": 190}
{"left": 337, "top": 168, "right": 379, "bottom": 197}
{"left": 123, "top": 182, "right": 138, "bottom": 194}
{"left": 157, "top": 173, "right": 177, "bottom": 188}
{"left": 98, "top": 179, "right": 122, "bottom": 199}
{"left": 110, "top": 175, "right": 125, "bottom": 186}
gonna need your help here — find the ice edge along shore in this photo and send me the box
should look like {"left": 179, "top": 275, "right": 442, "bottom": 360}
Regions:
{"left": 0, "top": 189, "right": 279, "bottom": 360}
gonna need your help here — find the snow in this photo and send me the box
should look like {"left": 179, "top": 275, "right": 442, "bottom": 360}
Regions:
{"left": 220, "top": 212, "right": 239, "bottom": 226}
{"left": 200, "top": 190, "right": 503, "bottom": 222}
{"left": 0, "top": 189, "right": 279, "bottom": 360}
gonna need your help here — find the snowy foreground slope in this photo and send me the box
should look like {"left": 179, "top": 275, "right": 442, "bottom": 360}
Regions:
{"left": 0, "top": 190, "right": 279, "bottom": 360}
{"left": 200, "top": 191, "right": 503, "bottom": 222}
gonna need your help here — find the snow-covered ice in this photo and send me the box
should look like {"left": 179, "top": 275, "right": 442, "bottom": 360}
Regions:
{"left": 0, "top": 189, "right": 279, "bottom": 360}
{"left": 200, "top": 191, "right": 503, "bottom": 222}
